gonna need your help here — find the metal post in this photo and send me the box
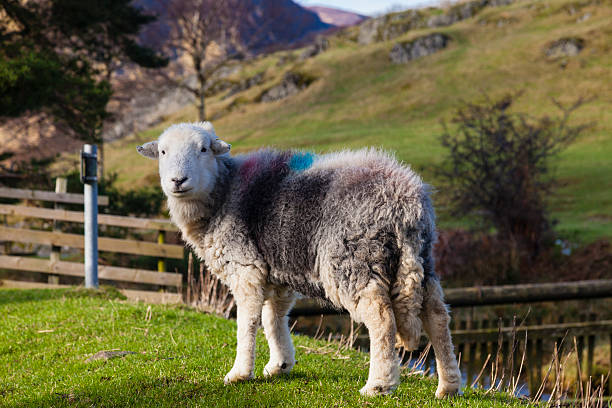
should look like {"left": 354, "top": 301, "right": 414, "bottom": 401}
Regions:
{"left": 83, "top": 144, "right": 98, "bottom": 288}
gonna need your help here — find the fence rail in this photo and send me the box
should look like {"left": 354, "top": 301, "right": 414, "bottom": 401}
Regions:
{"left": 445, "top": 280, "right": 612, "bottom": 306}
{"left": 451, "top": 319, "right": 612, "bottom": 342}
{"left": 0, "top": 187, "right": 109, "bottom": 206}
{"left": 0, "top": 226, "right": 183, "bottom": 258}
{"left": 0, "top": 255, "right": 181, "bottom": 286}
{"left": 291, "top": 279, "right": 612, "bottom": 315}
{"left": 0, "top": 204, "right": 177, "bottom": 231}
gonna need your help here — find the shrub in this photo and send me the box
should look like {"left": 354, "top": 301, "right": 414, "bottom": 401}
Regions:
{"left": 435, "top": 93, "right": 589, "bottom": 258}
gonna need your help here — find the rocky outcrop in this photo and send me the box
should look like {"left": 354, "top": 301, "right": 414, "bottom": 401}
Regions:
{"left": 212, "top": 64, "right": 242, "bottom": 80}
{"left": 390, "top": 33, "right": 450, "bottom": 64}
{"left": 358, "top": 10, "right": 424, "bottom": 45}
{"left": 223, "top": 72, "right": 265, "bottom": 99}
{"left": 357, "top": 0, "right": 514, "bottom": 45}
{"left": 204, "top": 79, "right": 233, "bottom": 97}
{"left": 357, "top": 17, "right": 384, "bottom": 45}
{"left": 259, "top": 72, "right": 315, "bottom": 102}
{"left": 428, "top": 0, "right": 485, "bottom": 27}
{"left": 429, "top": 0, "right": 514, "bottom": 27}
{"left": 299, "top": 36, "right": 330, "bottom": 60}
{"left": 104, "top": 82, "right": 194, "bottom": 142}
{"left": 545, "top": 37, "right": 584, "bottom": 58}
{"left": 276, "top": 53, "right": 295, "bottom": 67}
{"left": 103, "top": 61, "right": 247, "bottom": 141}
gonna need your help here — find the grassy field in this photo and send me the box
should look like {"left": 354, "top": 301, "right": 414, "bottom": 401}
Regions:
{"left": 0, "top": 288, "right": 531, "bottom": 407}
{"left": 105, "top": 0, "right": 612, "bottom": 243}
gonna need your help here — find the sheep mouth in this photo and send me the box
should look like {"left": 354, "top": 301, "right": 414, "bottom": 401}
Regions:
{"left": 171, "top": 188, "right": 193, "bottom": 196}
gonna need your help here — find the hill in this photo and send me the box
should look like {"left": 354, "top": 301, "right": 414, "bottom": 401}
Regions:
{"left": 306, "top": 6, "right": 367, "bottom": 26}
{"left": 106, "top": 0, "right": 612, "bottom": 243}
{"left": 0, "top": 287, "right": 528, "bottom": 407}
{"left": 137, "top": 0, "right": 332, "bottom": 52}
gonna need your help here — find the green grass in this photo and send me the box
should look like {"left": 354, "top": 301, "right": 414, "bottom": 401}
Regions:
{"left": 0, "top": 288, "right": 531, "bottom": 407}
{"left": 104, "top": 0, "right": 612, "bottom": 243}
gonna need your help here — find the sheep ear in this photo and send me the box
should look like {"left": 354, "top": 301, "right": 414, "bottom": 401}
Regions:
{"left": 137, "top": 141, "right": 159, "bottom": 159}
{"left": 211, "top": 138, "right": 231, "bottom": 155}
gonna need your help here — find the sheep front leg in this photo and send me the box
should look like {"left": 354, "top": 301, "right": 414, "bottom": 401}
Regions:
{"left": 224, "top": 276, "right": 265, "bottom": 385}
{"left": 262, "top": 287, "right": 297, "bottom": 377}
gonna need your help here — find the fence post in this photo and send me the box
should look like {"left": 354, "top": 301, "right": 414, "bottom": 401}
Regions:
{"left": 157, "top": 230, "right": 166, "bottom": 272}
{"left": 82, "top": 145, "right": 98, "bottom": 288}
{"left": 49, "top": 177, "right": 67, "bottom": 285}
{"left": 2, "top": 213, "right": 8, "bottom": 255}
{"left": 609, "top": 333, "right": 612, "bottom": 395}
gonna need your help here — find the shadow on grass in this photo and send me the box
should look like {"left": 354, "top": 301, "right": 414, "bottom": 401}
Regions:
{"left": 10, "top": 370, "right": 372, "bottom": 408}
{"left": 0, "top": 286, "right": 125, "bottom": 306}
{"left": 10, "top": 374, "right": 526, "bottom": 408}
{"left": 11, "top": 374, "right": 306, "bottom": 408}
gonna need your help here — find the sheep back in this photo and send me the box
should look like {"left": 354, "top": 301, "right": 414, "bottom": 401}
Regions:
{"left": 217, "top": 148, "right": 436, "bottom": 303}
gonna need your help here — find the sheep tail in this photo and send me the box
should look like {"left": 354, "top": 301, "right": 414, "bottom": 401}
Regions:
{"left": 390, "top": 238, "right": 425, "bottom": 351}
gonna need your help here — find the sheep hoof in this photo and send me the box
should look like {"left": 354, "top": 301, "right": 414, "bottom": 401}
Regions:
{"left": 263, "top": 360, "right": 294, "bottom": 377}
{"left": 223, "top": 369, "right": 253, "bottom": 385}
{"left": 359, "top": 381, "right": 397, "bottom": 397}
{"left": 435, "top": 382, "right": 462, "bottom": 399}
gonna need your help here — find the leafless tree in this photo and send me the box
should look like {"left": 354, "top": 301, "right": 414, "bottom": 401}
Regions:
{"left": 158, "top": 0, "right": 250, "bottom": 121}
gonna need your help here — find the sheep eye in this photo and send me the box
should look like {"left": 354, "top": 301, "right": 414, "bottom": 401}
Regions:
{"left": 161, "top": 150, "right": 166, "bottom": 155}
{"left": 201, "top": 147, "right": 207, "bottom": 153}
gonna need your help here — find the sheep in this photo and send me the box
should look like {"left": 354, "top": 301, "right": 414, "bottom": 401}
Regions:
{"left": 137, "top": 121, "right": 462, "bottom": 398}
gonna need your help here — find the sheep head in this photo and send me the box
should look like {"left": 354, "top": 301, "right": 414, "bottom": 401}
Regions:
{"left": 137, "top": 122, "right": 231, "bottom": 200}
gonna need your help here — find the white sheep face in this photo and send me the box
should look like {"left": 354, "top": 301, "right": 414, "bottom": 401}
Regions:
{"left": 136, "top": 122, "right": 230, "bottom": 200}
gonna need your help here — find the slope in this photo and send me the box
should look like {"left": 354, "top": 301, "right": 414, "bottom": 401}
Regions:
{"left": 107, "top": 0, "right": 612, "bottom": 242}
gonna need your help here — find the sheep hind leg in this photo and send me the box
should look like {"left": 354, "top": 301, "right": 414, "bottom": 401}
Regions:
{"left": 421, "top": 278, "right": 462, "bottom": 398}
{"left": 354, "top": 283, "right": 400, "bottom": 396}
{"left": 262, "top": 286, "right": 297, "bottom": 377}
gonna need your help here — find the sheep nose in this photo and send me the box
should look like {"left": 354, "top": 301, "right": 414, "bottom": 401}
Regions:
{"left": 172, "top": 177, "right": 188, "bottom": 187}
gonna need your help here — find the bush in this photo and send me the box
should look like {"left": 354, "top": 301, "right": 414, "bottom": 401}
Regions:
{"left": 435, "top": 93, "right": 589, "bottom": 258}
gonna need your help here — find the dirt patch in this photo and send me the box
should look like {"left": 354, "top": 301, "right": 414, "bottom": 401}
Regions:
{"left": 0, "top": 117, "right": 81, "bottom": 171}
{"left": 86, "top": 350, "right": 136, "bottom": 362}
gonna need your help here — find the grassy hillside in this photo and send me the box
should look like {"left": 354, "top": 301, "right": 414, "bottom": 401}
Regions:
{"left": 107, "top": 0, "right": 612, "bottom": 242}
{"left": 0, "top": 288, "right": 529, "bottom": 407}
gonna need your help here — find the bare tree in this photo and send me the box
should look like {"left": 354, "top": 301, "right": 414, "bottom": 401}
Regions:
{"left": 435, "top": 93, "right": 590, "bottom": 258}
{"left": 159, "top": 0, "right": 249, "bottom": 121}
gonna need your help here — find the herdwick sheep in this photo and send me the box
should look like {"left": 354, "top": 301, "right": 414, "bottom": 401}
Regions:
{"left": 137, "top": 122, "right": 462, "bottom": 398}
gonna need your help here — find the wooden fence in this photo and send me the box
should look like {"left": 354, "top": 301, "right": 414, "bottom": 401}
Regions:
{"left": 291, "top": 281, "right": 612, "bottom": 394}
{"left": 0, "top": 183, "right": 184, "bottom": 304}
{"left": 450, "top": 307, "right": 612, "bottom": 396}
{"left": 291, "top": 279, "right": 612, "bottom": 315}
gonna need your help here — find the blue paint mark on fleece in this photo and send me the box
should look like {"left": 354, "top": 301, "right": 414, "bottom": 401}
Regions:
{"left": 289, "top": 152, "right": 315, "bottom": 172}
